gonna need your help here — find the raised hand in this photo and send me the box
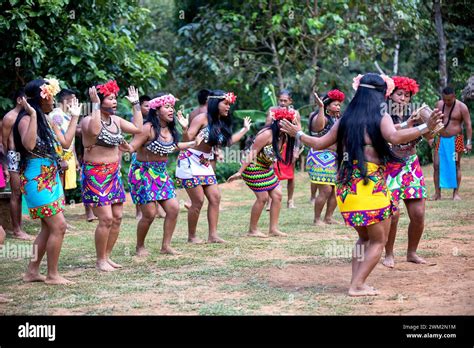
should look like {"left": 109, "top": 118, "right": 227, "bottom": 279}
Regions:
{"left": 313, "top": 91, "right": 324, "bottom": 108}
{"left": 89, "top": 86, "right": 100, "bottom": 103}
{"left": 243, "top": 116, "right": 252, "bottom": 131}
{"left": 176, "top": 110, "right": 189, "bottom": 129}
{"left": 20, "top": 97, "right": 35, "bottom": 116}
{"left": 280, "top": 119, "right": 301, "bottom": 137}
{"left": 67, "top": 97, "right": 81, "bottom": 117}
{"left": 125, "top": 86, "right": 139, "bottom": 104}
{"left": 227, "top": 172, "right": 242, "bottom": 183}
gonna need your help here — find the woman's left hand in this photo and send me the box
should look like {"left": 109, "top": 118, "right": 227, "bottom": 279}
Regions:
{"left": 243, "top": 116, "right": 252, "bottom": 131}
{"left": 177, "top": 110, "right": 189, "bottom": 129}
{"left": 125, "top": 86, "right": 140, "bottom": 104}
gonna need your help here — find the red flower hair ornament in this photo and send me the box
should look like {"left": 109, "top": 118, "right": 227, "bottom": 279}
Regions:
{"left": 271, "top": 107, "right": 296, "bottom": 122}
{"left": 392, "top": 76, "right": 419, "bottom": 96}
{"left": 96, "top": 80, "right": 120, "bottom": 96}
{"left": 326, "top": 89, "right": 345, "bottom": 102}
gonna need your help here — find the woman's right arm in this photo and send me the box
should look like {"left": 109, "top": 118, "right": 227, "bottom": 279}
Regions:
{"left": 19, "top": 98, "right": 37, "bottom": 151}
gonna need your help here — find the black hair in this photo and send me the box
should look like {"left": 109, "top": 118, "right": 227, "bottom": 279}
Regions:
{"left": 145, "top": 92, "right": 180, "bottom": 144}
{"left": 10, "top": 88, "right": 25, "bottom": 105}
{"left": 206, "top": 90, "right": 233, "bottom": 147}
{"left": 57, "top": 89, "right": 76, "bottom": 103}
{"left": 197, "top": 89, "right": 210, "bottom": 105}
{"left": 13, "top": 79, "right": 58, "bottom": 163}
{"left": 336, "top": 73, "right": 399, "bottom": 184}
{"left": 139, "top": 95, "right": 151, "bottom": 104}
{"left": 278, "top": 89, "right": 292, "bottom": 99}
{"left": 442, "top": 86, "right": 455, "bottom": 95}
{"left": 257, "top": 121, "right": 295, "bottom": 165}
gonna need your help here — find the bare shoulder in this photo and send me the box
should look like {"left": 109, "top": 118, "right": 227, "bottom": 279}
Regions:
{"left": 192, "top": 113, "right": 208, "bottom": 126}
{"left": 458, "top": 100, "right": 469, "bottom": 111}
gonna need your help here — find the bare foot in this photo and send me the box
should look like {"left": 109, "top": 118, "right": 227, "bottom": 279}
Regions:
{"left": 135, "top": 212, "right": 142, "bottom": 220}
{"left": 453, "top": 194, "right": 462, "bottom": 201}
{"left": 188, "top": 237, "right": 205, "bottom": 244}
{"left": 96, "top": 260, "right": 116, "bottom": 272}
{"left": 23, "top": 272, "right": 46, "bottom": 282}
{"left": 265, "top": 202, "right": 271, "bottom": 211}
{"left": 382, "top": 254, "right": 395, "bottom": 268}
{"left": 87, "top": 216, "right": 98, "bottom": 222}
{"left": 45, "top": 275, "right": 74, "bottom": 285}
{"left": 287, "top": 200, "right": 296, "bottom": 209}
{"left": 310, "top": 198, "right": 315, "bottom": 205}
{"left": 208, "top": 236, "right": 226, "bottom": 243}
{"left": 246, "top": 231, "right": 269, "bottom": 238}
{"left": 160, "top": 247, "right": 181, "bottom": 255}
{"left": 324, "top": 218, "right": 342, "bottom": 225}
{"left": 407, "top": 253, "right": 427, "bottom": 264}
{"left": 184, "top": 202, "right": 192, "bottom": 210}
{"left": 12, "top": 231, "right": 34, "bottom": 241}
{"left": 136, "top": 247, "right": 149, "bottom": 257}
{"left": 313, "top": 219, "right": 325, "bottom": 226}
{"left": 269, "top": 230, "right": 288, "bottom": 237}
{"left": 107, "top": 258, "right": 123, "bottom": 268}
{"left": 348, "top": 286, "right": 380, "bottom": 297}
{"left": 429, "top": 194, "right": 441, "bottom": 201}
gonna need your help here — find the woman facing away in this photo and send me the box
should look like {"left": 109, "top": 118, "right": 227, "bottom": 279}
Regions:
{"left": 227, "top": 107, "right": 297, "bottom": 238}
{"left": 280, "top": 73, "right": 443, "bottom": 296}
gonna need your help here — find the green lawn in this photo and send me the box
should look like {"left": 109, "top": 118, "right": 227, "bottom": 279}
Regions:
{"left": 1, "top": 157, "right": 473, "bottom": 315}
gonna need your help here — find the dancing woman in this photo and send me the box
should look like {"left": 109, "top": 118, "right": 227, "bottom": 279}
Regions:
{"left": 280, "top": 73, "right": 443, "bottom": 296}
{"left": 13, "top": 78, "right": 80, "bottom": 284}
{"left": 176, "top": 90, "right": 251, "bottom": 243}
{"left": 227, "top": 108, "right": 297, "bottom": 237}
{"left": 124, "top": 93, "right": 203, "bottom": 256}
{"left": 81, "top": 80, "right": 143, "bottom": 272}
{"left": 306, "top": 89, "right": 345, "bottom": 225}
{"left": 383, "top": 76, "right": 431, "bottom": 267}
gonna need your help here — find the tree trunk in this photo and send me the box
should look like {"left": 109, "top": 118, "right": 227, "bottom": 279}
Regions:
{"left": 434, "top": 0, "right": 447, "bottom": 92}
{"left": 269, "top": 35, "right": 284, "bottom": 91}
{"left": 393, "top": 41, "right": 400, "bottom": 75}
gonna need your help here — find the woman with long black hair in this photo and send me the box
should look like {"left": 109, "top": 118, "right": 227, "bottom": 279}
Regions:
{"left": 281, "top": 73, "right": 443, "bottom": 296}
{"left": 81, "top": 80, "right": 143, "bottom": 272}
{"left": 176, "top": 90, "right": 251, "bottom": 244}
{"left": 124, "top": 93, "right": 203, "bottom": 256}
{"left": 227, "top": 108, "right": 296, "bottom": 237}
{"left": 13, "top": 78, "right": 80, "bottom": 285}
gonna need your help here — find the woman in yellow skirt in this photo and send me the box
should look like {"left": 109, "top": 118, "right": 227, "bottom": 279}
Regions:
{"left": 281, "top": 73, "right": 443, "bottom": 297}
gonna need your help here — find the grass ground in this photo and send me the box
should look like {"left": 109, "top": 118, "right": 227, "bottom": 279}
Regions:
{"left": 0, "top": 157, "right": 473, "bottom": 315}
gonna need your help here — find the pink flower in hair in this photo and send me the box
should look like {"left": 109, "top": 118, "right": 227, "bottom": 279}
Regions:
{"left": 352, "top": 74, "right": 363, "bottom": 91}
{"left": 149, "top": 94, "right": 177, "bottom": 109}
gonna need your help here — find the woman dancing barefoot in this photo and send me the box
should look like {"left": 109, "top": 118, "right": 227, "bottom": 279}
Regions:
{"left": 14, "top": 78, "right": 80, "bottom": 284}
{"left": 227, "top": 108, "right": 297, "bottom": 237}
{"left": 81, "top": 81, "right": 143, "bottom": 272}
{"left": 281, "top": 73, "right": 443, "bottom": 296}
{"left": 125, "top": 93, "right": 204, "bottom": 256}
{"left": 176, "top": 90, "right": 251, "bottom": 244}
